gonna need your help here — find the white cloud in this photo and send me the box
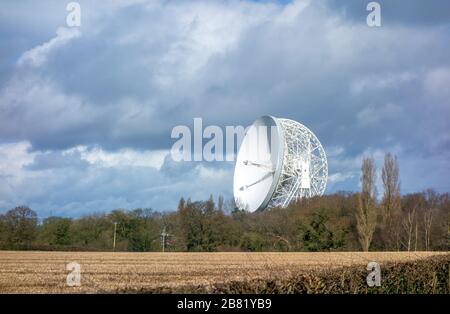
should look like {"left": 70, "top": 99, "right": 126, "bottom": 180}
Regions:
{"left": 18, "top": 27, "right": 81, "bottom": 68}
{"left": 357, "top": 103, "right": 402, "bottom": 126}
{"left": 0, "top": 141, "right": 232, "bottom": 216}
{"left": 326, "top": 145, "right": 345, "bottom": 157}
{"left": 350, "top": 72, "right": 417, "bottom": 95}
{"left": 197, "top": 164, "right": 231, "bottom": 180}
{"left": 275, "top": 0, "right": 311, "bottom": 25}
{"left": 423, "top": 67, "right": 450, "bottom": 100}
{"left": 0, "top": 74, "right": 98, "bottom": 142}
{"left": 328, "top": 172, "right": 354, "bottom": 184}
{"left": 0, "top": 141, "right": 35, "bottom": 176}
{"left": 76, "top": 146, "right": 168, "bottom": 170}
{"left": 0, "top": 142, "right": 38, "bottom": 209}
{"left": 148, "top": 0, "right": 276, "bottom": 89}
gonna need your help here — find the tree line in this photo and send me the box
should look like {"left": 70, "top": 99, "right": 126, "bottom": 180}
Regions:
{"left": 0, "top": 153, "right": 448, "bottom": 252}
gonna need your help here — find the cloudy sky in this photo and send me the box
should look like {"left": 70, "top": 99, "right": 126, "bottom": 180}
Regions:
{"left": 0, "top": 0, "right": 449, "bottom": 217}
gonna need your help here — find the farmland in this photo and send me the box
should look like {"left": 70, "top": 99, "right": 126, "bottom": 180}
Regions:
{"left": 0, "top": 251, "right": 448, "bottom": 293}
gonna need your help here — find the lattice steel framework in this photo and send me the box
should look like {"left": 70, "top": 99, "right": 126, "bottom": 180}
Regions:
{"left": 268, "top": 118, "right": 328, "bottom": 208}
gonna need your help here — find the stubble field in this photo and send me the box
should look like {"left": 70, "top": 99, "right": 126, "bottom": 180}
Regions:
{"left": 0, "top": 251, "right": 447, "bottom": 293}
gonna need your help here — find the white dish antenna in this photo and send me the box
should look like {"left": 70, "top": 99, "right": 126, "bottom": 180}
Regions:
{"left": 233, "top": 116, "right": 328, "bottom": 212}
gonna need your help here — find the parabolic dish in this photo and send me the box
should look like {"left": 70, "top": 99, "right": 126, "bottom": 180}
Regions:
{"left": 233, "top": 116, "right": 284, "bottom": 212}
{"left": 233, "top": 115, "right": 328, "bottom": 212}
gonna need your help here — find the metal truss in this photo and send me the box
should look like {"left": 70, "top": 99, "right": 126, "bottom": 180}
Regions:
{"left": 268, "top": 118, "right": 328, "bottom": 208}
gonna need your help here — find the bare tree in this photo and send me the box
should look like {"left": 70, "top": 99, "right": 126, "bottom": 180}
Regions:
{"left": 356, "top": 157, "right": 377, "bottom": 251}
{"left": 423, "top": 208, "right": 434, "bottom": 251}
{"left": 414, "top": 220, "right": 418, "bottom": 251}
{"left": 217, "top": 195, "right": 224, "bottom": 212}
{"left": 381, "top": 153, "right": 401, "bottom": 220}
{"left": 423, "top": 190, "right": 438, "bottom": 251}
{"left": 381, "top": 153, "right": 401, "bottom": 250}
{"left": 401, "top": 206, "right": 416, "bottom": 252}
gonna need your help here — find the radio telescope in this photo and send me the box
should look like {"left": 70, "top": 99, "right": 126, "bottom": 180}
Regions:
{"left": 233, "top": 116, "right": 327, "bottom": 212}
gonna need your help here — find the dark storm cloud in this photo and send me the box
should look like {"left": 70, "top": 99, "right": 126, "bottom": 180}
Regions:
{"left": 0, "top": 0, "right": 449, "bottom": 215}
{"left": 2, "top": 0, "right": 448, "bottom": 153}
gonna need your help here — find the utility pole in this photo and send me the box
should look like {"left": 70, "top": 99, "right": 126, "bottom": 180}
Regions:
{"left": 113, "top": 222, "right": 117, "bottom": 251}
{"left": 161, "top": 227, "right": 169, "bottom": 252}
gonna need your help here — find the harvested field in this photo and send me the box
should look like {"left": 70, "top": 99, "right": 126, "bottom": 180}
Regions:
{"left": 0, "top": 251, "right": 447, "bottom": 293}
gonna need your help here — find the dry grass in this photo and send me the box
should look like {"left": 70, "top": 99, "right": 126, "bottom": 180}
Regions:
{"left": 0, "top": 251, "right": 447, "bottom": 293}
